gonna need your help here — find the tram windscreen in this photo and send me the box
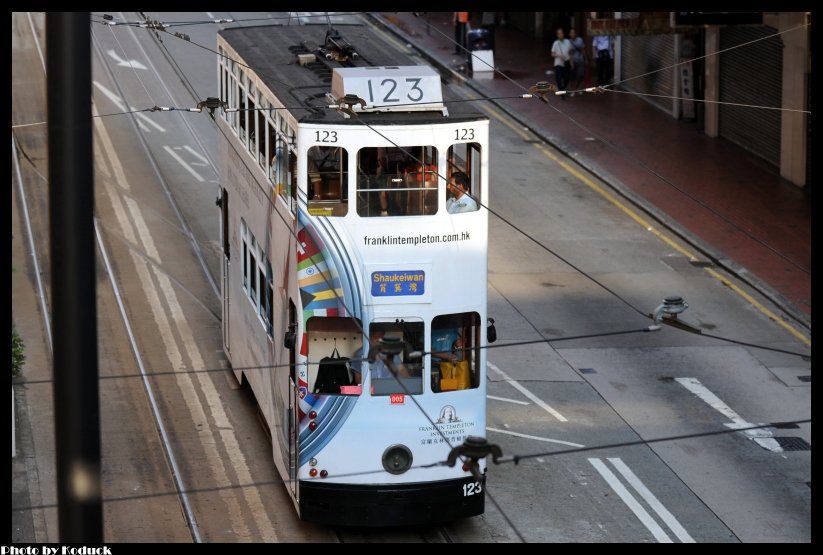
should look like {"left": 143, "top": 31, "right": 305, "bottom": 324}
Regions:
{"left": 306, "top": 317, "right": 362, "bottom": 395}
{"left": 365, "top": 321, "right": 424, "bottom": 395}
{"left": 431, "top": 312, "right": 480, "bottom": 393}
{"left": 307, "top": 146, "right": 348, "bottom": 217}
{"left": 357, "top": 146, "right": 438, "bottom": 217}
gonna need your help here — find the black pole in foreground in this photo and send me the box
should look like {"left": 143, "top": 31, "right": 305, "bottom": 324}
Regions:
{"left": 47, "top": 12, "right": 103, "bottom": 542}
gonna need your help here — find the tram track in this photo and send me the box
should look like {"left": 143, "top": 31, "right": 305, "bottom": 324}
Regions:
{"left": 17, "top": 13, "right": 206, "bottom": 542}
{"left": 332, "top": 525, "right": 455, "bottom": 543}
{"left": 19, "top": 11, "right": 475, "bottom": 543}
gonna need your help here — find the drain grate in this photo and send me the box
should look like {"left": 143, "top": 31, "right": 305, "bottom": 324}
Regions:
{"left": 775, "top": 437, "right": 811, "bottom": 451}
{"left": 578, "top": 368, "right": 597, "bottom": 374}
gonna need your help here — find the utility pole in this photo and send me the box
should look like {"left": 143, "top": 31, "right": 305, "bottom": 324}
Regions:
{"left": 47, "top": 11, "right": 103, "bottom": 542}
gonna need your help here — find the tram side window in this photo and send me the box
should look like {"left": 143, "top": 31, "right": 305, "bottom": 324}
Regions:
{"left": 446, "top": 143, "right": 482, "bottom": 214}
{"left": 238, "top": 92, "right": 247, "bottom": 141}
{"left": 272, "top": 136, "right": 289, "bottom": 201}
{"left": 255, "top": 110, "right": 267, "bottom": 170}
{"left": 307, "top": 146, "right": 348, "bottom": 217}
{"left": 431, "top": 312, "right": 480, "bottom": 393}
{"left": 240, "top": 220, "right": 274, "bottom": 337}
{"left": 357, "top": 146, "right": 438, "bottom": 217}
{"left": 306, "top": 317, "right": 362, "bottom": 396}
{"left": 366, "top": 321, "right": 424, "bottom": 396}
{"left": 241, "top": 219, "right": 249, "bottom": 290}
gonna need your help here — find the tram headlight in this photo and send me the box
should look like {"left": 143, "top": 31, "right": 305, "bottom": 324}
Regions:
{"left": 382, "top": 444, "right": 413, "bottom": 475}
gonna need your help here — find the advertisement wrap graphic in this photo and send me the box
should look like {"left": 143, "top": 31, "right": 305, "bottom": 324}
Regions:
{"left": 295, "top": 211, "right": 361, "bottom": 465}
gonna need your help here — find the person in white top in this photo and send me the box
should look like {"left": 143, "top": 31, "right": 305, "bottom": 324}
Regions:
{"left": 446, "top": 172, "right": 479, "bottom": 214}
{"left": 592, "top": 34, "right": 613, "bottom": 86}
{"left": 550, "top": 28, "right": 572, "bottom": 99}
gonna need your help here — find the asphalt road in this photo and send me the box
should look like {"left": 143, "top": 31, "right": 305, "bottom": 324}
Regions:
{"left": 11, "top": 12, "right": 811, "bottom": 543}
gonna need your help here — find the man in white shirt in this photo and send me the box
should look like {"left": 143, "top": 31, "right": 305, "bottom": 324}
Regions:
{"left": 551, "top": 28, "right": 572, "bottom": 98}
{"left": 446, "top": 172, "right": 479, "bottom": 214}
{"left": 592, "top": 34, "right": 613, "bottom": 86}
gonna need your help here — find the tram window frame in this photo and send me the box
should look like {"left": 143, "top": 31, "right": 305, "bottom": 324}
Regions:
{"left": 241, "top": 219, "right": 249, "bottom": 291}
{"left": 446, "top": 143, "right": 482, "bottom": 214}
{"left": 264, "top": 260, "right": 273, "bottom": 335}
{"left": 219, "top": 52, "right": 227, "bottom": 123}
{"left": 430, "top": 312, "right": 481, "bottom": 393}
{"left": 248, "top": 235, "right": 258, "bottom": 303}
{"left": 230, "top": 63, "right": 240, "bottom": 131}
{"left": 306, "top": 316, "right": 363, "bottom": 396}
{"left": 306, "top": 145, "right": 348, "bottom": 217}
{"left": 255, "top": 100, "right": 268, "bottom": 171}
{"left": 356, "top": 146, "right": 438, "bottom": 217}
{"left": 367, "top": 320, "right": 424, "bottom": 396}
{"left": 246, "top": 85, "right": 257, "bottom": 155}
{"left": 240, "top": 219, "right": 274, "bottom": 336}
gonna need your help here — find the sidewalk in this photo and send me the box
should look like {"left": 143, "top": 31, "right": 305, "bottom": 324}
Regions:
{"left": 371, "top": 12, "right": 811, "bottom": 327}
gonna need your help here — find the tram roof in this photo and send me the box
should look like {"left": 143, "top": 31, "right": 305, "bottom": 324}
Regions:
{"left": 218, "top": 23, "right": 487, "bottom": 125}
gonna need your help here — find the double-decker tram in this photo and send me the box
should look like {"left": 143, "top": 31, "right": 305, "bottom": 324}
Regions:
{"left": 216, "top": 22, "right": 493, "bottom": 525}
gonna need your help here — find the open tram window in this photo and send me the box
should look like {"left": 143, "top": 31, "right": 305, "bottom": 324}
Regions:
{"left": 272, "top": 136, "right": 288, "bottom": 197}
{"left": 306, "top": 317, "right": 362, "bottom": 396}
{"left": 446, "top": 143, "right": 482, "bottom": 214}
{"left": 306, "top": 146, "right": 348, "bottom": 217}
{"left": 238, "top": 81, "right": 247, "bottom": 143}
{"left": 241, "top": 219, "right": 249, "bottom": 290}
{"left": 256, "top": 108, "right": 267, "bottom": 170}
{"left": 356, "top": 146, "right": 438, "bottom": 217}
{"left": 431, "top": 312, "right": 480, "bottom": 393}
{"left": 365, "top": 320, "right": 424, "bottom": 396}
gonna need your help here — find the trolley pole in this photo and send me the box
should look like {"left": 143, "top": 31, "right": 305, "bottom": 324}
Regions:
{"left": 47, "top": 11, "right": 103, "bottom": 542}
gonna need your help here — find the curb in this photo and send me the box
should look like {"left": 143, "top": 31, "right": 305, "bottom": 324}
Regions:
{"left": 367, "top": 13, "right": 811, "bottom": 332}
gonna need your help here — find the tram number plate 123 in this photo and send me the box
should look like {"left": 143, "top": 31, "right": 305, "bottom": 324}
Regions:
{"left": 463, "top": 481, "right": 482, "bottom": 497}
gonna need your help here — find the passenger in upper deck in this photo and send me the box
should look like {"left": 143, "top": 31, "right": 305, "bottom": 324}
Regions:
{"left": 446, "top": 172, "right": 479, "bottom": 214}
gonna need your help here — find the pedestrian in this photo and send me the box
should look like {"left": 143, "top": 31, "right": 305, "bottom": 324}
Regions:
{"left": 481, "top": 12, "right": 496, "bottom": 51}
{"left": 568, "top": 28, "right": 586, "bottom": 95}
{"left": 592, "top": 33, "right": 613, "bottom": 86}
{"left": 453, "top": 12, "right": 470, "bottom": 54}
{"left": 550, "top": 28, "right": 572, "bottom": 99}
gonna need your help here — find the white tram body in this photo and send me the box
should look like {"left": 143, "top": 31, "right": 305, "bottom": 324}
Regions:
{"left": 216, "top": 23, "right": 491, "bottom": 525}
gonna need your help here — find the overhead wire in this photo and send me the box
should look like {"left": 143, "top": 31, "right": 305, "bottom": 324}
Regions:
{"left": 407, "top": 13, "right": 813, "bottom": 289}
{"left": 17, "top": 14, "right": 812, "bottom": 533}
{"left": 83, "top": 12, "right": 812, "bottom": 379}
{"left": 98, "top": 12, "right": 366, "bottom": 29}
{"left": 10, "top": 416, "right": 811, "bottom": 515}
{"left": 130, "top": 14, "right": 470, "bottom": 457}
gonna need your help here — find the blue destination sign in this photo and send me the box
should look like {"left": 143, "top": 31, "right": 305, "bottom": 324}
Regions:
{"left": 371, "top": 270, "right": 425, "bottom": 297}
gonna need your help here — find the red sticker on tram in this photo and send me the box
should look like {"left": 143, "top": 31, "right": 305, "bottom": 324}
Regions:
{"left": 390, "top": 394, "right": 405, "bottom": 405}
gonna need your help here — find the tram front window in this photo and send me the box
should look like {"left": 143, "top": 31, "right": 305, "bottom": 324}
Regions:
{"left": 362, "top": 321, "right": 424, "bottom": 395}
{"left": 357, "top": 146, "right": 438, "bottom": 217}
{"left": 431, "top": 312, "right": 480, "bottom": 393}
{"left": 307, "top": 146, "right": 348, "bottom": 217}
{"left": 306, "top": 317, "right": 362, "bottom": 395}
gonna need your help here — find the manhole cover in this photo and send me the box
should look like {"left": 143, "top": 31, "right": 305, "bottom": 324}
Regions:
{"left": 775, "top": 437, "right": 811, "bottom": 451}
